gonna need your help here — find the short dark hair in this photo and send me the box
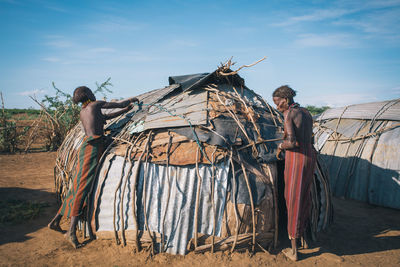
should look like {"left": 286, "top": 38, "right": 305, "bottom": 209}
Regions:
{"left": 272, "top": 85, "right": 296, "bottom": 102}
{"left": 73, "top": 86, "right": 92, "bottom": 104}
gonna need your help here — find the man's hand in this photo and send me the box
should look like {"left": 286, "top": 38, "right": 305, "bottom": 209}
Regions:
{"left": 127, "top": 102, "right": 135, "bottom": 110}
{"left": 128, "top": 97, "right": 139, "bottom": 103}
{"left": 276, "top": 143, "right": 284, "bottom": 160}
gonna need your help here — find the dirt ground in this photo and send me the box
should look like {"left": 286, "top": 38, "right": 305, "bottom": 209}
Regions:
{"left": 0, "top": 152, "right": 399, "bottom": 267}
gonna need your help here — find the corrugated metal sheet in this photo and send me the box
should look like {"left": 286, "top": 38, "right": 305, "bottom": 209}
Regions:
{"left": 315, "top": 115, "right": 400, "bottom": 209}
{"left": 94, "top": 156, "right": 229, "bottom": 255}
{"left": 105, "top": 84, "right": 181, "bottom": 131}
{"left": 105, "top": 84, "right": 207, "bottom": 132}
{"left": 143, "top": 89, "right": 208, "bottom": 130}
{"left": 317, "top": 99, "right": 400, "bottom": 121}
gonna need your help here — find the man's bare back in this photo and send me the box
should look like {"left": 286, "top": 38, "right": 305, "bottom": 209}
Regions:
{"left": 282, "top": 105, "right": 314, "bottom": 149}
{"left": 79, "top": 89, "right": 138, "bottom": 136}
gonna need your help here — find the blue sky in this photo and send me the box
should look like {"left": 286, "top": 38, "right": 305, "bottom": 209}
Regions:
{"left": 1, "top": 0, "right": 400, "bottom": 108}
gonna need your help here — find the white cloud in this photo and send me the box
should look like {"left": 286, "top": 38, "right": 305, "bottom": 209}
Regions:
{"left": 333, "top": 8, "right": 400, "bottom": 35}
{"left": 272, "top": 8, "right": 350, "bottom": 27}
{"left": 390, "top": 86, "right": 400, "bottom": 96}
{"left": 169, "top": 40, "right": 198, "bottom": 48}
{"left": 271, "top": 0, "right": 400, "bottom": 44}
{"left": 46, "top": 40, "right": 74, "bottom": 48}
{"left": 359, "top": 0, "right": 400, "bottom": 9}
{"left": 302, "top": 93, "right": 379, "bottom": 107}
{"left": 18, "top": 89, "right": 46, "bottom": 96}
{"left": 42, "top": 57, "right": 61, "bottom": 62}
{"left": 295, "top": 33, "right": 355, "bottom": 47}
{"left": 44, "top": 5, "right": 68, "bottom": 13}
{"left": 87, "top": 18, "right": 146, "bottom": 33}
{"left": 87, "top": 47, "right": 116, "bottom": 53}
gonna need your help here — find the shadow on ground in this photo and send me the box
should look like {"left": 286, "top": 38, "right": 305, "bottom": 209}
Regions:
{"left": 0, "top": 187, "right": 58, "bottom": 245}
{"left": 311, "top": 197, "right": 400, "bottom": 256}
{"left": 274, "top": 158, "right": 400, "bottom": 260}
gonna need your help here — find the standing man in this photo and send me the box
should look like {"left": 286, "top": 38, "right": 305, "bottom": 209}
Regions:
{"left": 273, "top": 85, "right": 316, "bottom": 261}
{"left": 48, "top": 86, "right": 139, "bottom": 248}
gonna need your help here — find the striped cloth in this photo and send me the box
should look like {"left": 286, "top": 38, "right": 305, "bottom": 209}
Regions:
{"left": 58, "top": 135, "right": 105, "bottom": 218}
{"left": 284, "top": 143, "right": 316, "bottom": 239}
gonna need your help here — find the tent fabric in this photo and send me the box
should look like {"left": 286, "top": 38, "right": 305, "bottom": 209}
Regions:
{"left": 315, "top": 100, "right": 400, "bottom": 209}
{"left": 317, "top": 98, "right": 400, "bottom": 121}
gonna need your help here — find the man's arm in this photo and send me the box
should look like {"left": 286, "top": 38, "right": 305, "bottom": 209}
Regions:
{"left": 102, "top": 103, "right": 135, "bottom": 120}
{"left": 280, "top": 110, "right": 299, "bottom": 150}
{"left": 98, "top": 97, "right": 139, "bottom": 109}
{"left": 96, "top": 97, "right": 139, "bottom": 120}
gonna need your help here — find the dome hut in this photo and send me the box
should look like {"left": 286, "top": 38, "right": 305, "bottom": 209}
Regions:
{"left": 314, "top": 99, "right": 400, "bottom": 209}
{"left": 55, "top": 65, "right": 332, "bottom": 255}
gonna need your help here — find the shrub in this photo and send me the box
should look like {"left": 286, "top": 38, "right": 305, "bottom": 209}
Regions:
{"left": 30, "top": 78, "right": 113, "bottom": 151}
{"left": 0, "top": 93, "right": 19, "bottom": 152}
{"left": 305, "top": 105, "right": 330, "bottom": 116}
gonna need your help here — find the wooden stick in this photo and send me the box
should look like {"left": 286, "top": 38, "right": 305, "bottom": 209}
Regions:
{"left": 161, "top": 132, "right": 173, "bottom": 252}
{"left": 237, "top": 151, "right": 256, "bottom": 253}
{"left": 113, "top": 144, "right": 130, "bottom": 245}
{"left": 214, "top": 91, "right": 253, "bottom": 145}
{"left": 264, "top": 164, "right": 279, "bottom": 248}
{"left": 193, "top": 146, "right": 202, "bottom": 249}
{"left": 120, "top": 134, "right": 142, "bottom": 246}
{"left": 256, "top": 241, "right": 269, "bottom": 253}
{"left": 218, "top": 57, "right": 267, "bottom": 76}
{"left": 231, "top": 85, "right": 264, "bottom": 156}
{"left": 210, "top": 147, "right": 217, "bottom": 253}
{"left": 194, "top": 233, "right": 273, "bottom": 253}
{"left": 131, "top": 136, "right": 148, "bottom": 252}
{"left": 237, "top": 138, "right": 283, "bottom": 151}
{"left": 142, "top": 131, "right": 155, "bottom": 255}
{"left": 29, "top": 95, "right": 60, "bottom": 128}
{"left": 229, "top": 153, "right": 241, "bottom": 253}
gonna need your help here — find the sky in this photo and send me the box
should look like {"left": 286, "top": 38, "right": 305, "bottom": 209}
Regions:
{"left": 1, "top": 0, "right": 400, "bottom": 108}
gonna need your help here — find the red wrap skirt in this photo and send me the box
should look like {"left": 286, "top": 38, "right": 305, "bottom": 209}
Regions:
{"left": 284, "top": 143, "right": 316, "bottom": 239}
{"left": 58, "top": 135, "right": 105, "bottom": 218}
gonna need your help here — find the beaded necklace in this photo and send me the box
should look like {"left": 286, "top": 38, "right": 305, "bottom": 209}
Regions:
{"left": 289, "top": 102, "right": 299, "bottom": 109}
{"left": 82, "top": 99, "right": 92, "bottom": 108}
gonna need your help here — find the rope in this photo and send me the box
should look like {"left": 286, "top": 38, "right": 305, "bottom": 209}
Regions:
{"left": 326, "top": 122, "right": 400, "bottom": 143}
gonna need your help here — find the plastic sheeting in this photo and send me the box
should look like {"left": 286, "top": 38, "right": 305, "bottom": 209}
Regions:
{"left": 94, "top": 156, "right": 230, "bottom": 255}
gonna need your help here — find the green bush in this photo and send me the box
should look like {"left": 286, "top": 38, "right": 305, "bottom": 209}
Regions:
{"left": 33, "top": 78, "right": 113, "bottom": 151}
{"left": 305, "top": 105, "right": 330, "bottom": 116}
{"left": 0, "top": 93, "right": 19, "bottom": 152}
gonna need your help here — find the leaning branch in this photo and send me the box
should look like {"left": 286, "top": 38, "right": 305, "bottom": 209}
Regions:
{"left": 29, "top": 95, "right": 60, "bottom": 128}
{"left": 218, "top": 57, "right": 267, "bottom": 76}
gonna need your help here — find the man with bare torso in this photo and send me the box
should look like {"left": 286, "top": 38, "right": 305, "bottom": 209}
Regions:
{"left": 48, "top": 86, "right": 138, "bottom": 248}
{"left": 273, "top": 85, "right": 316, "bottom": 261}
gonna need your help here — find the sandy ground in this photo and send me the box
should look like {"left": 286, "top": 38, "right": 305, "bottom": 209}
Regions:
{"left": 0, "top": 152, "right": 399, "bottom": 267}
